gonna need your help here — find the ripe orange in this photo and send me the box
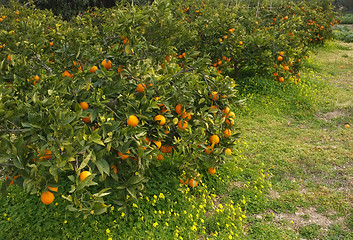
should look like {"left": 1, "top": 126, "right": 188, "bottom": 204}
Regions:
{"left": 178, "top": 120, "right": 188, "bottom": 130}
{"left": 101, "top": 59, "right": 112, "bottom": 70}
{"left": 181, "top": 112, "right": 191, "bottom": 121}
{"left": 42, "top": 149, "right": 52, "bottom": 160}
{"left": 278, "top": 77, "right": 284, "bottom": 82}
{"left": 118, "top": 150, "right": 130, "bottom": 159}
{"left": 82, "top": 114, "right": 91, "bottom": 123}
{"left": 228, "top": 111, "right": 235, "bottom": 118}
{"left": 80, "top": 102, "right": 89, "bottom": 110}
{"left": 277, "top": 56, "right": 283, "bottom": 61}
{"left": 239, "top": 41, "right": 243, "bottom": 45}
{"left": 80, "top": 171, "right": 91, "bottom": 181}
{"left": 166, "top": 146, "right": 173, "bottom": 153}
{"left": 210, "top": 91, "right": 219, "bottom": 101}
{"left": 34, "top": 75, "right": 39, "bottom": 81}
{"left": 127, "top": 115, "right": 139, "bottom": 127}
{"left": 157, "top": 154, "right": 163, "bottom": 161}
{"left": 204, "top": 145, "right": 212, "bottom": 154}
{"left": 41, "top": 191, "right": 55, "bottom": 205}
{"left": 153, "top": 140, "right": 162, "bottom": 149}
{"left": 279, "top": 51, "right": 284, "bottom": 56}
{"left": 164, "top": 126, "right": 170, "bottom": 134}
{"left": 136, "top": 83, "right": 146, "bottom": 93}
{"left": 283, "top": 66, "right": 289, "bottom": 71}
{"left": 48, "top": 186, "right": 58, "bottom": 192}
{"left": 62, "top": 70, "right": 73, "bottom": 78}
{"left": 7, "top": 55, "right": 11, "bottom": 61}
{"left": 175, "top": 104, "right": 184, "bottom": 115}
{"left": 89, "top": 66, "right": 98, "bottom": 73}
{"left": 160, "top": 145, "right": 168, "bottom": 153}
{"left": 111, "top": 165, "right": 118, "bottom": 174}
{"left": 188, "top": 179, "right": 198, "bottom": 188}
{"left": 209, "top": 135, "right": 220, "bottom": 145}
{"left": 208, "top": 167, "right": 216, "bottom": 175}
{"left": 225, "top": 148, "right": 232, "bottom": 155}
{"left": 223, "top": 107, "right": 230, "bottom": 115}
{"left": 223, "top": 129, "right": 231, "bottom": 137}
{"left": 154, "top": 115, "right": 166, "bottom": 125}
{"left": 49, "top": 42, "right": 53, "bottom": 46}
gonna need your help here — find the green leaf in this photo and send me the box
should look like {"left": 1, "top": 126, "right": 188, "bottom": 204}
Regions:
{"left": 92, "top": 188, "right": 111, "bottom": 198}
{"left": 93, "top": 202, "right": 108, "bottom": 215}
{"left": 78, "top": 150, "right": 92, "bottom": 170}
{"left": 126, "top": 175, "right": 145, "bottom": 186}
{"left": 127, "top": 187, "right": 137, "bottom": 199}
{"left": 13, "top": 156, "right": 24, "bottom": 169}
{"left": 67, "top": 175, "right": 75, "bottom": 183}
{"left": 95, "top": 159, "right": 110, "bottom": 176}
{"left": 49, "top": 165, "right": 60, "bottom": 182}
{"left": 76, "top": 174, "right": 97, "bottom": 191}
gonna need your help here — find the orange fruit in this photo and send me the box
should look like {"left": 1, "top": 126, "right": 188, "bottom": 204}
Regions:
{"left": 175, "top": 104, "right": 184, "bottom": 115}
{"left": 209, "top": 135, "right": 220, "bottom": 145}
{"left": 223, "top": 129, "right": 231, "bottom": 137}
{"left": 136, "top": 83, "right": 146, "bottom": 93}
{"left": 283, "top": 66, "right": 289, "bottom": 71}
{"left": 153, "top": 140, "right": 162, "bottom": 149}
{"left": 48, "top": 186, "right": 58, "bottom": 192}
{"left": 7, "top": 55, "right": 11, "bottom": 61}
{"left": 160, "top": 145, "right": 168, "bottom": 153}
{"left": 277, "top": 56, "right": 283, "bottom": 61}
{"left": 278, "top": 77, "right": 284, "bottom": 82}
{"left": 225, "top": 148, "right": 232, "bottom": 155}
{"left": 111, "top": 165, "right": 118, "bottom": 174}
{"left": 204, "top": 145, "right": 212, "bottom": 154}
{"left": 80, "top": 171, "right": 91, "bottom": 181}
{"left": 43, "top": 149, "right": 52, "bottom": 160}
{"left": 101, "top": 59, "right": 112, "bottom": 70}
{"left": 208, "top": 167, "right": 216, "bottom": 175}
{"left": 34, "top": 75, "right": 40, "bottom": 81}
{"left": 118, "top": 150, "right": 130, "bottom": 159}
{"left": 166, "top": 146, "right": 173, "bottom": 153}
{"left": 223, "top": 107, "right": 230, "bottom": 115}
{"left": 82, "top": 114, "right": 91, "bottom": 123}
{"left": 154, "top": 115, "right": 166, "bottom": 125}
{"left": 62, "top": 70, "right": 73, "bottom": 78}
{"left": 80, "top": 102, "right": 89, "bottom": 110}
{"left": 181, "top": 112, "right": 191, "bottom": 121}
{"left": 228, "top": 111, "right": 235, "bottom": 118}
{"left": 226, "top": 118, "right": 234, "bottom": 126}
{"left": 49, "top": 42, "right": 53, "bottom": 46}
{"left": 164, "top": 126, "right": 170, "bottom": 134}
{"left": 210, "top": 92, "right": 219, "bottom": 101}
{"left": 157, "top": 154, "right": 163, "bottom": 161}
{"left": 239, "top": 41, "right": 243, "bottom": 45}
{"left": 178, "top": 120, "right": 188, "bottom": 130}
{"left": 127, "top": 115, "right": 139, "bottom": 127}
{"left": 188, "top": 179, "right": 198, "bottom": 188}
{"left": 89, "top": 66, "right": 98, "bottom": 73}
{"left": 279, "top": 51, "right": 284, "bottom": 56}
{"left": 41, "top": 191, "right": 55, "bottom": 205}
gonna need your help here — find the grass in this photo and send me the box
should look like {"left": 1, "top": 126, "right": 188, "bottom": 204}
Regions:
{"left": 341, "top": 14, "right": 353, "bottom": 24}
{"left": 236, "top": 40, "right": 353, "bottom": 239}
{"left": 1, "top": 41, "right": 353, "bottom": 239}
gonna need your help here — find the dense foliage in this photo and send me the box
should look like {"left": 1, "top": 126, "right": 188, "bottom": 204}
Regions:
{"left": 0, "top": 0, "right": 337, "bottom": 218}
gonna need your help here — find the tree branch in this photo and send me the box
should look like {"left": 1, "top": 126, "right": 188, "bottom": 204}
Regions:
{"left": 172, "top": 68, "right": 197, "bottom": 78}
{"left": 33, "top": 54, "right": 53, "bottom": 75}
{"left": 105, "top": 105, "right": 121, "bottom": 120}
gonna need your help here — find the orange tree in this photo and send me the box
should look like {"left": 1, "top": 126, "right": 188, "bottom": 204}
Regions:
{"left": 0, "top": 1, "right": 241, "bottom": 216}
